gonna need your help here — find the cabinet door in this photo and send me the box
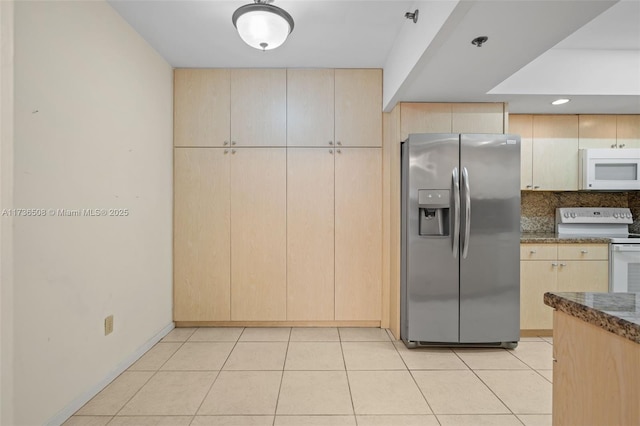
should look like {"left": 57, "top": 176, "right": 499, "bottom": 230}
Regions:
{"left": 231, "top": 148, "right": 287, "bottom": 320}
{"left": 558, "top": 261, "right": 609, "bottom": 293}
{"left": 452, "top": 103, "right": 504, "bottom": 134}
{"left": 287, "top": 69, "right": 335, "bottom": 147}
{"left": 287, "top": 148, "right": 335, "bottom": 320}
{"left": 617, "top": 115, "right": 640, "bottom": 149}
{"left": 532, "top": 115, "right": 579, "bottom": 191}
{"left": 399, "top": 103, "right": 452, "bottom": 141}
{"left": 174, "top": 69, "right": 230, "bottom": 147}
{"left": 335, "top": 69, "right": 382, "bottom": 147}
{"left": 231, "top": 69, "right": 286, "bottom": 147}
{"left": 579, "top": 115, "right": 616, "bottom": 149}
{"left": 509, "top": 115, "right": 533, "bottom": 190}
{"left": 174, "top": 148, "right": 230, "bottom": 321}
{"left": 520, "top": 261, "right": 557, "bottom": 330}
{"left": 335, "top": 148, "right": 382, "bottom": 320}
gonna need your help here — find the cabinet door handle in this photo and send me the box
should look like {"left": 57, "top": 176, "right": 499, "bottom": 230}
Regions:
{"left": 551, "top": 263, "right": 558, "bottom": 267}
{"left": 329, "top": 149, "right": 333, "bottom": 154}
{"left": 329, "top": 141, "right": 333, "bottom": 146}
{"left": 529, "top": 250, "right": 537, "bottom": 254}
{"left": 337, "top": 141, "right": 342, "bottom": 146}
{"left": 337, "top": 149, "right": 342, "bottom": 154}
{"left": 581, "top": 250, "right": 588, "bottom": 254}
{"left": 559, "top": 263, "right": 566, "bottom": 267}
{"left": 526, "top": 185, "right": 532, "bottom": 189}
{"left": 224, "top": 149, "right": 229, "bottom": 154}
{"left": 231, "top": 141, "right": 237, "bottom": 146}
{"left": 231, "top": 149, "right": 236, "bottom": 154}
{"left": 224, "top": 141, "right": 229, "bottom": 146}
{"left": 620, "top": 144, "right": 626, "bottom": 148}
{"left": 533, "top": 185, "right": 540, "bottom": 189}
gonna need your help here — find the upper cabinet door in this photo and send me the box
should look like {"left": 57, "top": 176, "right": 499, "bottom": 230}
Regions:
{"left": 579, "top": 115, "right": 617, "bottom": 149}
{"left": 231, "top": 69, "right": 286, "bottom": 147}
{"left": 400, "top": 103, "right": 452, "bottom": 140}
{"left": 532, "top": 115, "right": 579, "bottom": 191}
{"left": 452, "top": 103, "right": 505, "bottom": 134}
{"left": 509, "top": 114, "right": 533, "bottom": 190}
{"left": 335, "top": 69, "right": 382, "bottom": 147}
{"left": 174, "top": 69, "right": 230, "bottom": 147}
{"left": 617, "top": 115, "right": 640, "bottom": 149}
{"left": 287, "top": 69, "right": 335, "bottom": 147}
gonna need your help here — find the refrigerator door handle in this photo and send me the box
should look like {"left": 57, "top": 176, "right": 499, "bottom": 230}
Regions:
{"left": 452, "top": 167, "right": 460, "bottom": 258}
{"left": 462, "top": 166, "right": 471, "bottom": 259}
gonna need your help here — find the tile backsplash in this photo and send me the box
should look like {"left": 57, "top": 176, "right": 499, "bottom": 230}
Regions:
{"left": 521, "top": 191, "right": 640, "bottom": 233}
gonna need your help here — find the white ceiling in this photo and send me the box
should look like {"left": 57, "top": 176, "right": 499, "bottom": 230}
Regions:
{"left": 108, "top": 0, "right": 640, "bottom": 114}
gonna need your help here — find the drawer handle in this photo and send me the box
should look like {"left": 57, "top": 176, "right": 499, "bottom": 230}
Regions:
{"left": 581, "top": 250, "right": 588, "bottom": 254}
{"left": 551, "top": 263, "right": 558, "bottom": 267}
{"left": 559, "top": 263, "right": 567, "bottom": 267}
{"left": 530, "top": 250, "right": 537, "bottom": 254}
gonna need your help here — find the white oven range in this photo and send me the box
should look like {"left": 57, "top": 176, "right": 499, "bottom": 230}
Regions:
{"left": 556, "top": 207, "right": 640, "bottom": 293}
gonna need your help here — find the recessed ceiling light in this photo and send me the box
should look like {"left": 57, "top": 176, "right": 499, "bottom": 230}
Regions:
{"left": 552, "top": 98, "right": 570, "bottom": 105}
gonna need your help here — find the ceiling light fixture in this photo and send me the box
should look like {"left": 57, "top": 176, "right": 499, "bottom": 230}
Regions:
{"left": 552, "top": 98, "right": 570, "bottom": 105}
{"left": 471, "top": 36, "right": 488, "bottom": 47}
{"left": 232, "top": 0, "right": 294, "bottom": 51}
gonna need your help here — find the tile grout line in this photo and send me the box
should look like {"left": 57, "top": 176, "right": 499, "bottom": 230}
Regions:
{"left": 391, "top": 340, "right": 440, "bottom": 425}
{"left": 189, "top": 327, "right": 245, "bottom": 422}
{"left": 451, "top": 349, "right": 529, "bottom": 422}
{"left": 272, "top": 328, "right": 292, "bottom": 426}
{"left": 108, "top": 329, "right": 197, "bottom": 420}
{"left": 339, "top": 332, "right": 358, "bottom": 425}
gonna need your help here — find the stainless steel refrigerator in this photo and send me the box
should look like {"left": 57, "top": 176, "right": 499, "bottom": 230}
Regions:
{"left": 401, "top": 133, "right": 520, "bottom": 348}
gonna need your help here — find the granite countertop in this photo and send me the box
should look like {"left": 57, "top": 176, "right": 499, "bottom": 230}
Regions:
{"left": 521, "top": 233, "right": 612, "bottom": 244}
{"left": 544, "top": 292, "right": 640, "bottom": 344}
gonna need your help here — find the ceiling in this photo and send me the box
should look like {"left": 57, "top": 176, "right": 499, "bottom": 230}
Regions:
{"left": 108, "top": 0, "right": 640, "bottom": 114}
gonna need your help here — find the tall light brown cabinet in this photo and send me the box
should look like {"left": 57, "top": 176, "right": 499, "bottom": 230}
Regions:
{"left": 174, "top": 68, "right": 382, "bottom": 325}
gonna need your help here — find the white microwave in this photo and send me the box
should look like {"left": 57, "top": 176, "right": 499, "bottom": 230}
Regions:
{"left": 580, "top": 148, "right": 640, "bottom": 190}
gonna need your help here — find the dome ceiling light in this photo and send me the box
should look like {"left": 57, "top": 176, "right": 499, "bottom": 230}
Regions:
{"left": 232, "top": 0, "right": 295, "bottom": 51}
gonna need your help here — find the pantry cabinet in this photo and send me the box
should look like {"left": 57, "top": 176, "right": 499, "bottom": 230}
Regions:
{"left": 230, "top": 69, "right": 286, "bottom": 147}
{"left": 230, "top": 148, "right": 287, "bottom": 320}
{"left": 520, "top": 243, "right": 608, "bottom": 331}
{"left": 174, "top": 148, "right": 231, "bottom": 321}
{"left": 286, "top": 148, "right": 335, "bottom": 321}
{"left": 335, "top": 69, "right": 382, "bottom": 147}
{"left": 174, "top": 69, "right": 230, "bottom": 147}
{"left": 335, "top": 148, "right": 382, "bottom": 320}
{"left": 286, "top": 68, "right": 382, "bottom": 147}
{"left": 174, "top": 68, "right": 382, "bottom": 324}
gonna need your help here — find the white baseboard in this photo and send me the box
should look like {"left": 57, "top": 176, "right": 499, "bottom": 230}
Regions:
{"left": 47, "top": 322, "right": 175, "bottom": 426}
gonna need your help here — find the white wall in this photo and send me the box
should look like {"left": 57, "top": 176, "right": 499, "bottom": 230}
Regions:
{"left": 13, "top": 1, "right": 173, "bottom": 424}
{"left": 1, "top": 1, "right": 15, "bottom": 424}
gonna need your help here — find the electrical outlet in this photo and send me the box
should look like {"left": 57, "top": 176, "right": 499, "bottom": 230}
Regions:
{"left": 104, "top": 315, "right": 114, "bottom": 336}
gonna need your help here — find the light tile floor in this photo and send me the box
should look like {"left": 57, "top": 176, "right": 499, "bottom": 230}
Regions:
{"left": 66, "top": 328, "right": 553, "bottom": 426}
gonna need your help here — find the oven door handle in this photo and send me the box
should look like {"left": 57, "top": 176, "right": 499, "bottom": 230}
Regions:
{"left": 613, "top": 245, "right": 640, "bottom": 252}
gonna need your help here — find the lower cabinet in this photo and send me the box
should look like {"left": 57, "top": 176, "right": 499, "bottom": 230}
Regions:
{"left": 230, "top": 148, "right": 287, "bottom": 321}
{"left": 174, "top": 146, "right": 381, "bottom": 323}
{"left": 520, "top": 243, "right": 609, "bottom": 331}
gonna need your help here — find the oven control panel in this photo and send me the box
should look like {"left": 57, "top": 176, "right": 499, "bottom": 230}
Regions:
{"left": 556, "top": 207, "right": 633, "bottom": 224}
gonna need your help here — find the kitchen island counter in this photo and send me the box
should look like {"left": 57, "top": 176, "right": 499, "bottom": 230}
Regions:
{"left": 544, "top": 291, "right": 640, "bottom": 344}
{"left": 544, "top": 292, "right": 639, "bottom": 426}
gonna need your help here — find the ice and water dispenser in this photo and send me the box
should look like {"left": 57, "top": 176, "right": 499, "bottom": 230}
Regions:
{"left": 418, "top": 189, "right": 450, "bottom": 236}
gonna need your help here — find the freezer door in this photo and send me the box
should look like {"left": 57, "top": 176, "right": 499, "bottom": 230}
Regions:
{"left": 403, "top": 134, "right": 460, "bottom": 343}
{"left": 459, "top": 134, "right": 520, "bottom": 343}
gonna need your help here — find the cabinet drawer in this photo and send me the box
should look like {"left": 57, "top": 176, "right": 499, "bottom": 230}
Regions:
{"left": 520, "top": 244, "right": 557, "bottom": 260}
{"left": 558, "top": 244, "right": 608, "bottom": 260}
